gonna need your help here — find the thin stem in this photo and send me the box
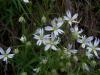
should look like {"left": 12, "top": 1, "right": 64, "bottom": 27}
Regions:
{"left": 4, "top": 63, "right": 7, "bottom": 75}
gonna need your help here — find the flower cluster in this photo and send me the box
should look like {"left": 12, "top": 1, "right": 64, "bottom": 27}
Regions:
{"left": 33, "top": 10, "right": 100, "bottom": 59}
{"left": 33, "top": 17, "right": 64, "bottom": 51}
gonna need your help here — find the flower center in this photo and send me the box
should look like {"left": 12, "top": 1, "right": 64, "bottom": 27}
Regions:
{"left": 53, "top": 26, "right": 58, "bottom": 31}
{"left": 4, "top": 54, "right": 8, "bottom": 57}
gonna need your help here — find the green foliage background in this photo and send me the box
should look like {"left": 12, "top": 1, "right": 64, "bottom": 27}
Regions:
{"left": 0, "top": 0, "right": 100, "bottom": 75}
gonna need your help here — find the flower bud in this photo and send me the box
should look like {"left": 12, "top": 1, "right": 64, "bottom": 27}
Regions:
{"left": 26, "top": 41, "right": 31, "bottom": 46}
{"left": 41, "top": 16, "right": 46, "bottom": 23}
{"left": 51, "top": 69, "right": 58, "bottom": 75}
{"left": 19, "top": 16, "right": 26, "bottom": 23}
{"left": 91, "top": 60, "right": 96, "bottom": 67}
{"left": 82, "top": 62, "right": 89, "bottom": 71}
{"left": 20, "top": 72, "right": 27, "bottom": 75}
{"left": 14, "top": 48, "right": 19, "bottom": 54}
{"left": 73, "top": 56, "right": 78, "bottom": 62}
{"left": 20, "top": 35, "right": 27, "bottom": 43}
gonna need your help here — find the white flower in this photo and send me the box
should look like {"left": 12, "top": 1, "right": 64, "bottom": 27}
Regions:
{"left": 82, "top": 62, "right": 90, "bottom": 72}
{"left": 44, "top": 34, "right": 60, "bottom": 51}
{"left": 40, "top": 57, "right": 48, "bottom": 64}
{"left": 33, "top": 67, "right": 40, "bottom": 73}
{"left": 67, "top": 44, "right": 78, "bottom": 54}
{"left": 86, "top": 51, "right": 93, "bottom": 59}
{"left": 70, "top": 25, "right": 83, "bottom": 39}
{"left": 64, "top": 10, "right": 79, "bottom": 26}
{"left": 45, "top": 17, "right": 64, "bottom": 37}
{"left": 0, "top": 47, "right": 15, "bottom": 64}
{"left": 63, "top": 44, "right": 77, "bottom": 58}
{"left": 20, "top": 35, "right": 27, "bottom": 43}
{"left": 34, "top": 28, "right": 50, "bottom": 46}
{"left": 87, "top": 38, "right": 100, "bottom": 58}
{"left": 77, "top": 35, "right": 94, "bottom": 48}
{"left": 23, "top": 0, "right": 29, "bottom": 3}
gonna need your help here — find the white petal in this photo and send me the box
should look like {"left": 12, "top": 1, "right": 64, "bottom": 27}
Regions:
{"left": 6, "top": 47, "right": 11, "bottom": 54}
{"left": 37, "top": 40, "right": 42, "bottom": 46}
{"left": 70, "top": 28, "right": 74, "bottom": 32}
{"left": 75, "top": 25, "right": 78, "bottom": 31}
{"left": 86, "top": 51, "right": 93, "bottom": 59}
{"left": 87, "top": 47, "right": 92, "bottom": 52}
{"left": 64, "top": 16, "right": 69, "bottom": 20}
{"left": 68, "top": 21, "right": 72, "bottom": 26}
{"left": 45, "top": 26, "right": 53, "bottom": 31}
{"left": 44, "top": 34, "right": 50, "bottom": 39}
{"left": 45, "top": 45, "right": 51, "bottom": 51}
{"left": 72, "top": 13, "right": 78, "bottom": 20}
{"left": 87, "top": 36, "right": 94, "bottom": 42}
{"left": 34, "top": 35, "right": 40, "bottom": 40}
{"left": 0, "top": 47, "right": 5, "bottom": 54}
{"left": 57, "top": 29, "right": 64, "bottom": 34}
{"left": 77, "top": 39, "right": 82, "bottom": 43}
{"left": 51, "top": 45, "right": 57, "bottom": 50}
{"left": 3, "top": 57, "right": 7, "bottom": 62}
{"left": 70, "top": 50, "right": 77, "bottom": 54}
{"left": 51, "top": 33, "right": 56, "bottom": 40}
{"left": 66, "top": 10, "right": 71, "bottom": 18}
{"left": 54, "top": 31, "right": 58, "bottom": 36}
{"left": 35, "top": 28, "right": 41, "bottom": 34}
{"left": 87, "top": 42, "right": 93, "bottom": 47}
{"left": 0, "top": 55, "right": 4, "bottom": 59}
{"left": 93, "top": 50, "right": 99, "bottom": 58}
{"left": 68, "top": 44, "right": 72, "bottom": 49}
{"left": 23, "top": 0, "right": 29, "bottom": 3}
{"left": 94, "top": 38, "right": 99, "bottom": 47}
{"left": 57, "top": 22, "right": 63, "bottom": 28}
{"left": 96, "top": 48, "right": 100, "bottom": 51}
{"left": 78, "top": 29, "right": 83, "bottom": 34}
{"left": 8, "top": 54, "right": 14, "bottom": 58}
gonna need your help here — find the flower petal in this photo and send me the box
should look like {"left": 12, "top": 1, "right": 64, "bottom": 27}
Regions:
{"left": 94, "top": 38, "right": 99, "bottom": 47}
{"left": 72, "top": 13, "right": 78, "bottom": 20}
{"left": 37, "top": 40, "right": 42, "bottom": 46}
{"left": 51, "top": 45, "right": 57, "bottom": 50}
{"left": 87, "top": 36, "right": 94, "bottom": 42}
{"left": 64, "top": 16, "right": 69, "bottom": 20}
{"left": 66, "top": 10, "right": 71, "bottom": 18}
{"left": 78, "top": 29, "right": 83, "bottom": 34}
{"left": 6, "top": 47, "right": 11, "bottom": 54}
{"left": 34, "top": 35, "right": 40, "bottom": 40}
{"left": 8, "top": 54, "right": 14, "bottom": 58}
{"left": 54, "top": 31, "right": 59, "bottom": 36}
{"left": 57, "top": 22, "right": 63, "bottom": 28}
{"left": 57, "top": 29, "right": 64, "bottom": 34}
{"left": 45, "top": 45, "right": 51, "bottom": 51}
{"left": 96, "top": 48, "right": 100, "bottom": 51}
{"left": 0, "top": 55, "right": 4, "bottom": 59}
{"left": 87, "top": 47, "right": 92, "bottom": 52}
{"left": 93, "top": 50, "right": 99, "bottom": 58}
{"left": 68, "top": 21, "right": 72, "bottom": 26}
{"left": 3, "top": 57, "right": 7, "bottom": 62}
{"left": 77, "top": 39, "right": 82, "bottom": 43}
{"left": 45, "top": 26, "right": 53, "bottom": 31}
{"left": 0, "top": 47, "right": 5, "bottom": 54}
{"left": 75, "top": 25, "right": 78, "bottom": 31}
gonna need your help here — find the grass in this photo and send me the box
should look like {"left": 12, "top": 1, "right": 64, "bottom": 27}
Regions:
{"left": 0, "top": 0, "right": 100, "bottom": 75}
